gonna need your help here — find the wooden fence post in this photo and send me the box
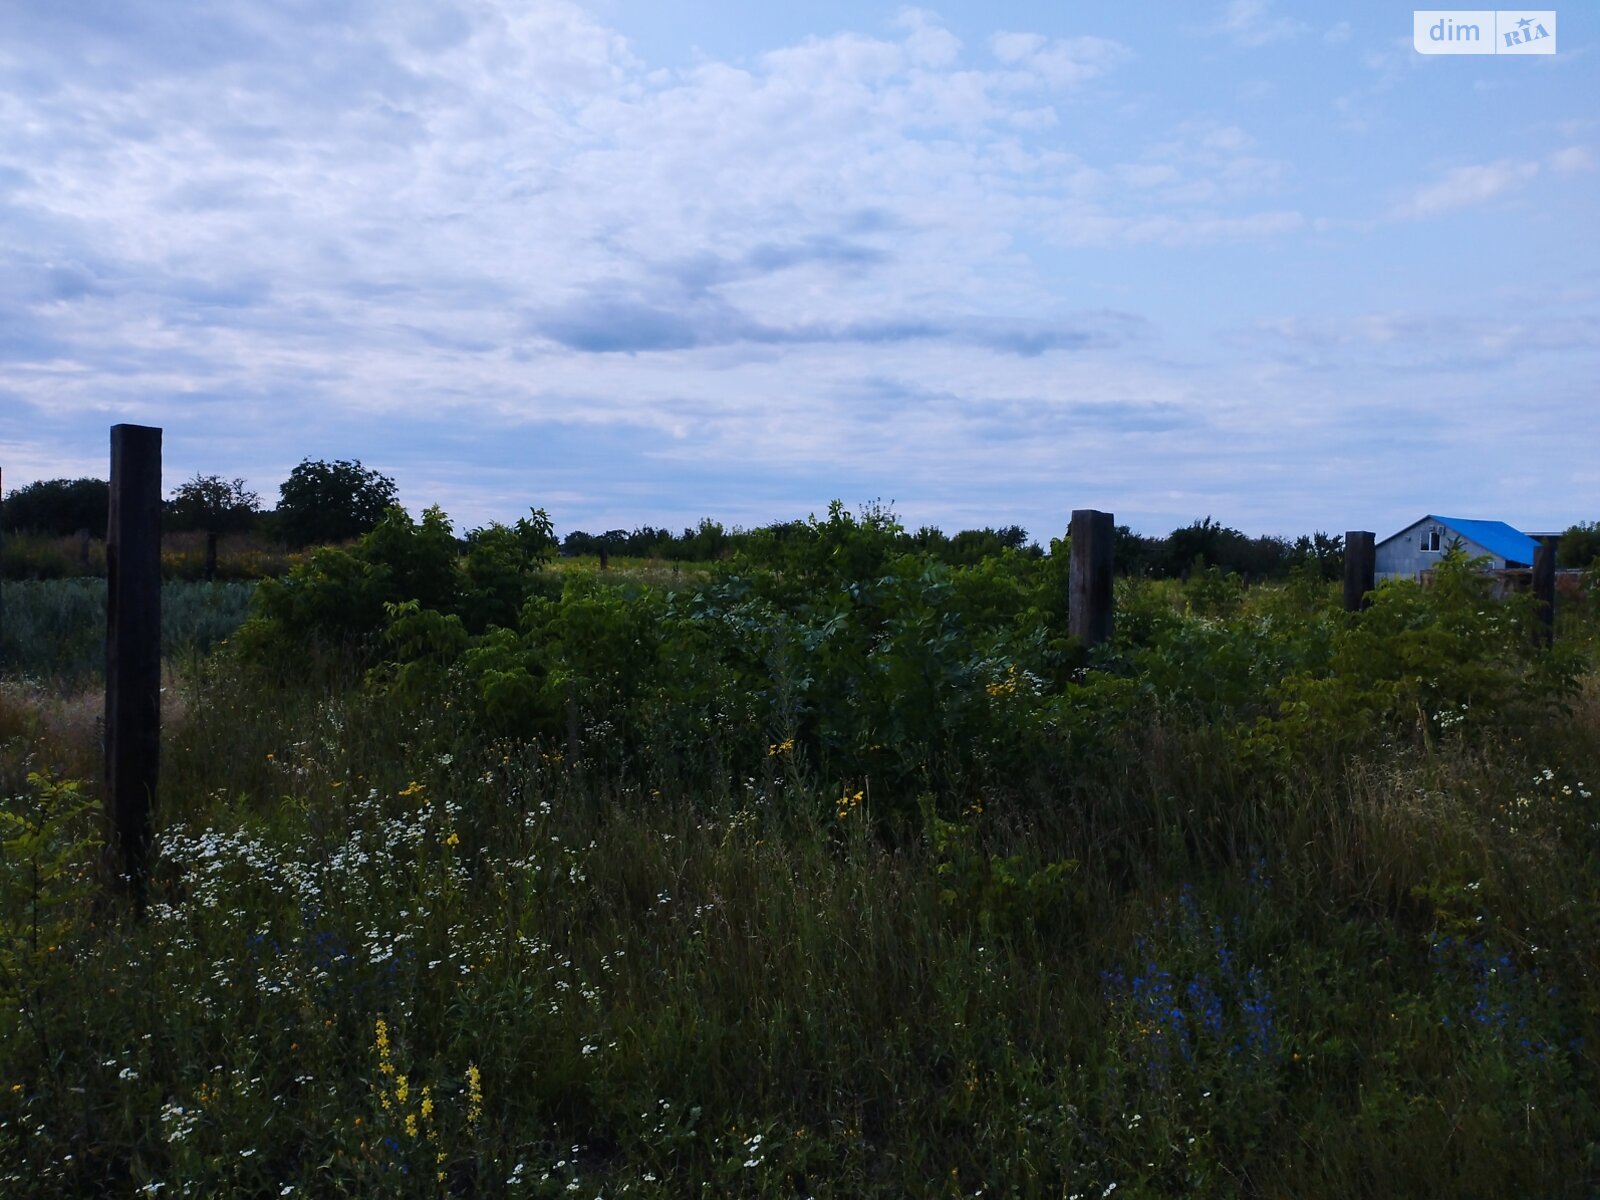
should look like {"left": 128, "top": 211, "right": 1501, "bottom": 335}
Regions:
{"left": 106, "top": 424, "right": 162, "bottom": 907}
{"left": 1068, "top": 509, "right": 1114, "bottom": 648}
{"left": 1344, "top": 531, "right": 1375, "bottom": 612}
{"left": 1533, "top": 538, "right": 1556, "bottom": 647}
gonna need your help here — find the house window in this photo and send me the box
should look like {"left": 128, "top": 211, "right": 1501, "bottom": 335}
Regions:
{"left": 1420, "top": 527, "right": 1442, "bottom": 553}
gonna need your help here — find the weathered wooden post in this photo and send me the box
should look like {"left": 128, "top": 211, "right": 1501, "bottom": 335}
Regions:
{"left": 0, "top": 464, "right": 5, "bottom": 649}
{"left": 1068, "top": 509, "right": 1114, "bottom": 648}
{"left": 106, "top": 424, "right": 162, "bottom": 907}
{"left": 1533, "top": 537, "right": 1556, "bottom": 647}
{"left": 1344, "top": 531, "right": 1375, "bottom": 612}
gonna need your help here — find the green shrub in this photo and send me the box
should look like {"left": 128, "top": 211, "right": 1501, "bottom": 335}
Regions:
{"left": 237, "top": 507, "right": 555, "bottom": 663}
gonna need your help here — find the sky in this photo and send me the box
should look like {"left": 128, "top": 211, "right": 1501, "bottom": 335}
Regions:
{"left": 0, "top": 1, "right": 1595, "bottom": 541}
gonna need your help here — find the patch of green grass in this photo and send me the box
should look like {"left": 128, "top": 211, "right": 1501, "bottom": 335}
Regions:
{"left": 0, "top": 579, "right": 255, "bottom": 681}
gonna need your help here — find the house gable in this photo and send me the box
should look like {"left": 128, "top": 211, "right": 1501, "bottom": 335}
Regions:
{"left": 1374, "top": 515, "right": 1538, "bottom": 581}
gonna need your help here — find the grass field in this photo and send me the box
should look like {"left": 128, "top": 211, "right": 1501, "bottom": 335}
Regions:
{"left": 0, "top": 579, "right": 256, "bottom": 681}
{"left": 2, "top": 534, "right": 1599, "bottom": 1197}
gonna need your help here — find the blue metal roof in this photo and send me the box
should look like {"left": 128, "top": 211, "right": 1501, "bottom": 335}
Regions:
{"left": 1429, "top": 516, "right": 1540, "bottom": 566}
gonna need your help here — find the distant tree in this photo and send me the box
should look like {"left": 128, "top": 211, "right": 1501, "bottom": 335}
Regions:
{"left": 624, "top": 525, "right": 673, "bottom": 557}
{"left": 275, "top": 458, "right": 400, "bottom": 547}
{"left": 1164, "top": 517, "right": 1239, "bottom": 577}
{"left": 910, "top": 525, "right": 951, "bottom": 557}
{"left": 680, "top": 517, "right": 730, "bottom": 562}
{"left": 168, "top": 474, "right": 261, "bottom": 578}
{"left": 561, "top": 529, "right": 601, "bottom": 557}
{"left": 1234, "top": 533, "right": 1294, "bottom": 580}
{"left": 1557, "top": 521, "right": 1600, "bottom": 569}
{"left": 1287, "top": 532, "right": 1345, "bottom": 582}
{"left": 168, "top": 474, "right": 259, "bottom": 534}
{"left": 1, "top": 477, "right": 110, "bottom": 536}
{"left": 557, "top": 526, "right": 673, "bottom": 560}
{"left": 946, "top": 526, "right": 1037, "bottom": 565}
{"left": 1162, "top": 517, "right": 1291, "bottom": 581}
{"left": 1113, "top": 525, "right": 1167, "bottom": 577}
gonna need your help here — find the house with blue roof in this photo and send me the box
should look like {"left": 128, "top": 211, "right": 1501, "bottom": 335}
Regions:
{"left": 1374, "top": 515, "right": 1541, "bottom": 582}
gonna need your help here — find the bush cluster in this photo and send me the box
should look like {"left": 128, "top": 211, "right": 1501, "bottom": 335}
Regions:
{"left": 232, "top": 503, "right": 1586, "bottom": 826}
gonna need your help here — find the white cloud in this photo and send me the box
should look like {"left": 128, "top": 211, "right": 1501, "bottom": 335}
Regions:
{"left": 989, "top": 31, "right": 1132, "bottom": 88}
{"left": 1108, "top": 119, "right": 1288, "bottom": 208}
{"left": 1058, "top": 210, "right": 1304, "bottom": 247}
{"left": 1210, "top": 0, "right": 1309, "bottom": 47}
{"left": 1548, "top": 145, "right": 1596, "bottom": 174}
{"left": 0, "top": 0, "right": 1591, "bottom": 539}
{"left": 893, "top": 7, "right": 963, "bottom": 67}
{"left": 1235, "top": 310, "right": 1600, "bottom": 368}
{"left": 1392, "top": 159, "right": 1541, "bottom": 218}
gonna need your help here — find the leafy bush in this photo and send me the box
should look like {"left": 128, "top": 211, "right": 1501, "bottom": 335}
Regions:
{"left": 1559, "top": 520, "right": 1600, "bottom": 569}
{"left": 1261, "top": 549, "right": 1579, "bottom": 764}
{"left": 238, "top": 507, "right": 555, "bottom": 662}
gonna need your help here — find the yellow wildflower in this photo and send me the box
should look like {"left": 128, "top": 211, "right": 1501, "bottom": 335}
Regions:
{"left": 405, "top": 1112, "right": 418, "bottom": 1138}
{"left": 444, "top": 831, "right": 460, "bottom": 848}
{"left": 374, "top": 1018, "right": 395, "bottom": 1076}
{"left": 465, "top": 1064, "right": 483, "bottom": 1128}
{"left": 985, "top": 665, "right": 1020, "bottom": 698}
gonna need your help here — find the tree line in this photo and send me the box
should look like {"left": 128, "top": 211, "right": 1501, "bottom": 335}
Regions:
{"left": 559, "top": 518, "right": 1039, "bottom": 568}
{"left": 4, "top": 463, "right": 1599, "bottom": 576}
{"left": 563, "top": 516, "right": 1347, "bottom": 579}
{"left": 0, "top": 460, "right": 398, "bottom": 548}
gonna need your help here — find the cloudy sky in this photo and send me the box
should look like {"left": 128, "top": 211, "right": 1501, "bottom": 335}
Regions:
{"left": 1, "top": 1, "right": 1595, "bottom": 541}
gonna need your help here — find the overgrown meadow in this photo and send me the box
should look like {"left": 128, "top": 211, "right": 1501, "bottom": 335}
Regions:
{"left": 3, "top": 504, "right": 1600, "bottom": 1197}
